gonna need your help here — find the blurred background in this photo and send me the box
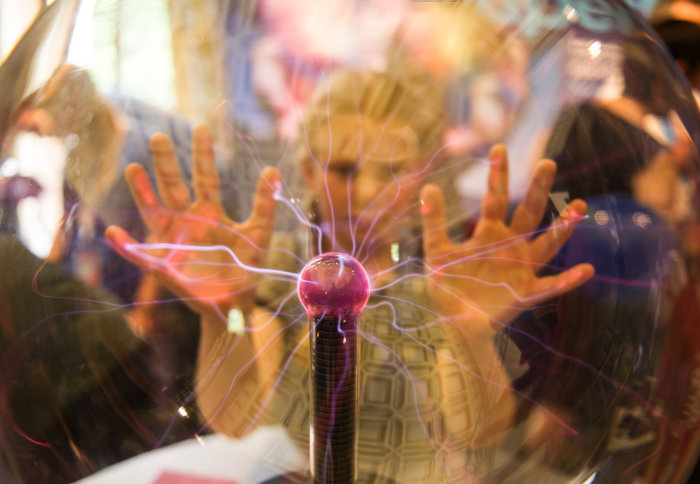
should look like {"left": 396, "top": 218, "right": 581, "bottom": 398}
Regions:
{"left": 2, "top": 1, "right": 700, "bottom": 483}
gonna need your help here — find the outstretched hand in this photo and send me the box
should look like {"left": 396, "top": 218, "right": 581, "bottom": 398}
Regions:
{"left": 420, "top": 144, "right": 594, "bottom": 331}
{"left": 105, "top": 125, "right": 280, "bottom": 317}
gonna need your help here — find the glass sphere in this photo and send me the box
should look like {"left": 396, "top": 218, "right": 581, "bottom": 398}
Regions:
{"left": 1, "top": 0, "right": 699, "bottom": 483}
{"left": 298, "top": 252, "right": 370, "bottom": 318}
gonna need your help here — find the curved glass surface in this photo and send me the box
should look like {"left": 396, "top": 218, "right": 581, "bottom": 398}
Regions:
{"left": 1, "top": 1, "right": 699, "bottom": 483}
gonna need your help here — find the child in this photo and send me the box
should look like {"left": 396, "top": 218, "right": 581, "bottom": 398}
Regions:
{"left": 106, "top": 69, "right": 593, "bottom": 482}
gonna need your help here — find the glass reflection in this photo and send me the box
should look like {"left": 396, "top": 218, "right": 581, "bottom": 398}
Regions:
{"left": 0, "top": 1, "right": 699, "bottom": 483}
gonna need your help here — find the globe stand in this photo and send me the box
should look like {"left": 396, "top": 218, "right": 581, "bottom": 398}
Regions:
{"left": 298, "top": 253, "right": 370, "bottom": 484}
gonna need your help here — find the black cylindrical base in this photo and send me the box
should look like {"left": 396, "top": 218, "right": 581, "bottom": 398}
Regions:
{"left": 310, "top": 314, "right": 358, "bottom": 484}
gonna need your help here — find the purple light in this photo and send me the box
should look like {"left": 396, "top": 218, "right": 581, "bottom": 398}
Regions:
{"left": 298, "top": 252, "right": 370, "bottom": 318}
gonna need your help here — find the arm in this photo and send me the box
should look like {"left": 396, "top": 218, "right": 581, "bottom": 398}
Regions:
{"left": 420, "top": 144, "right": 595, "bottom": 446}
{"left": 105, "top": 125, "right": 284, "bottom": 436}
{"left": 194, "top": 307, "right": 288, "bottom": 436}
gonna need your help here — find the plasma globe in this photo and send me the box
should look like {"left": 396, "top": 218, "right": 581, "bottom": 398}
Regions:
{"left": 4, "top": 0, "right": 700, "bottom": 482}
{"left": 298, "top": 252, "right": 370, "bottom": 318}
{"left": 298, "top": 253, "right": 369, "bottom": 483}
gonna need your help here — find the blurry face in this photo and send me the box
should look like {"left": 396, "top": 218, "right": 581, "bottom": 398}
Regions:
{"left": 15, "top": 108, "right": 55, "bottom": 137}
{"left": 303, "top": 149, "right": 425, "bottom": 253}
{"left": 632, "top": 149, "right": 688, "bottom": 225}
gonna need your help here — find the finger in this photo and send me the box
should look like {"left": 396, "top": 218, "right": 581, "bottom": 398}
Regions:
{"left": 124, "top": 163, "right": 167, "bottom": 233}
{"left": 531, "top": 262, "right": 595, "bottom": 303}
{"left": 105, "top": 225, "right": 183, "bottom": 295}
{"left": 420, "top": 183, "right": 450, "bottom": 258}
{"left": 482, "top": 144, "right": 509, "bottom": 221}
{"left": 510, "top": 159, "right": 557, "bottom": 236}
{"left": 105, "top": 225, "right": 159, "bottom": 272}
{"left": 150, "top": 132, "right": 191, "bottom": 211}
{"left": 192, "top": 125, "right": 222, "bottom": 206}
{"left": 248, "top": 166, "right": 281, "bottom": 245}
{"left": 530, "top": 198, "right": 587, "bottom": 264}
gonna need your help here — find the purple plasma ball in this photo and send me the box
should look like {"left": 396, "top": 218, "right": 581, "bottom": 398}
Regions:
{"left": 298, "top": 252, "right": 370, "bottom": 318}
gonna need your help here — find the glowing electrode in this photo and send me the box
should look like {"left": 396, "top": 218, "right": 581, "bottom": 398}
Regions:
{"left": 298, "top": 252, "right": 370, "bottom": 483}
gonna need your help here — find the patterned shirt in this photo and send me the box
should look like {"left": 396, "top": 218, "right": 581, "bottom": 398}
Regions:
{"left": 230, "top": 231, "right": 502, "bottom": 483}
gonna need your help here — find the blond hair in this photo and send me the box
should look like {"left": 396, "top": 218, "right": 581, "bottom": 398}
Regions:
{"left": 297, "top": 69, "right": 447, "bottom": 166}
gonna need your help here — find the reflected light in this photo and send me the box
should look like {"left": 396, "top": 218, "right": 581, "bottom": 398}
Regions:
{"left": 588, "top": 40, "right": 602, "bottom": 58}
{"left": 0, "top": 157, "right": 19, "bottom": 176}
{"left": 2, "top": 0, "right": 697, "bottom": 482}
{"left": 391, "top": 242, "right": 400, "bottom": 263}
{"left": 582, "top": 471, "right": 597, "bottom": 484}
{"left": 227, "top": 308, "right": 246, "bottom": 335}
{"left": 564, "top": 5, "right": 579, "bottom": 23}
{"left": 594, "top": 210, "right": 610, "bottom": 225}
{"left": 633, "top": 212, "right": 652, "bottom": 228}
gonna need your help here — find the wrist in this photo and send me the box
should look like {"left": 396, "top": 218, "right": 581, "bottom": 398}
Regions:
{"left": 440, "top": 308, "right": 499, "bottom": 338}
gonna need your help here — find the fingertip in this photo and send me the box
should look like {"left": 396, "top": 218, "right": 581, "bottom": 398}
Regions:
{"left": 195, "top": 127, "right": 216, "bottom": 158}
{"left": 489, "top": 144, "right": 508, "bottom": 165}
{"left": 124, "top": 162, "right": 144, "bottom": 180}
{"left": 124, "top": 164, "right": 157, "bottom": 205}
{"left": 570, "top": 198, "right": 587, "bottom": 209}
{"left": 568, "top": 199, "right": 588, "bottom": 218}
{"left": 535, "top": 158, "right": 557, "bottom": 176}
{"left": 261, "top": 165, "right": 280, "bottom": 180}
{"left": 419, "top": 184, "right": 449, "bottom": 251}
{"left": 419, "top": 184, "right": 442, "bottom": 216}
{"left": 419, "top": 182, "right": 440, "bottom": 198}
{"left": 486, "top": 145, "right": 509, "bottom": 206}
{"left": 105, "top": 227, "right": 150, "bottom": 269}
{"left": 193, "top": 124, "right": 210, "bottom": 139}
{"left": 552, "top": 263, "right": 595, "bottom": 294}
{"left": 569, "top": 263, "right": 595, "bottom": 286}
{"left": 419, "top": 199, "right": 431, "bottom": 217}
{"left": 193, "top": 125, "right": 213, "bottom": 150}
{"left": 490, "top": 143, "right": 507, "bottom": 158}
{"left": 252, "top": 167, "right": 281, "bottom": 220}
{"left": 261, "top": 166, "right": 281, "bottom": 193}
{"left": 104, "top": 224, "right": 117, "bottom": 240}
{"left": 104, "top": 225, "right": 128, "bottom": 247}
{"left": 579, "top": 263, "right": 596, "bottom": 278}
{"left": 150, "top": 132, "right": 169, "bottom": 146}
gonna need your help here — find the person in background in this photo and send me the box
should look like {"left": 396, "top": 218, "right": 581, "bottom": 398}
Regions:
{"left": 0, "top": 69, "right": 204, "bottom": 483}
{"left": 504, "top": 35, "right": 698, "bottom": 482}
{"left": 11, "top": 64, "right": 223, "bottom": 395}
{"left": 106, "top": 68, "right": 594, "bottom": 482}
{"left": 653, "top": 0, "right": 700, "bottom": 101}
{"left": 646, "top": 2, "right": 700, "bottom": 480}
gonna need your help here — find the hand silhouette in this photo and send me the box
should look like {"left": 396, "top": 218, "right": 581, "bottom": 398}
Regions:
{"left": 420, "top": 144, "right": 594, "bottom": 330}
{"left": 105, "top": 125, "right": 280, "bottom": 317}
